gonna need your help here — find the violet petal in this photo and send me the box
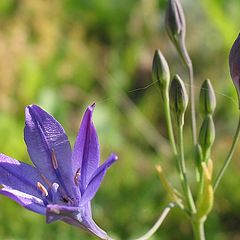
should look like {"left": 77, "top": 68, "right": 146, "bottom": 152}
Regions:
{"left": 0, "top": 188, "right": 45, "bottom": 214}
{"left": 0, "top": 153, "right": 43, "bottom": 198}
{"left": 72, "top": 104, "right": 100, "bottom": 191}
{"left": 82, "top": 203, "right": 109, "bottom": 240}
{"left": 79, "top": 154, "right": 117, "bottom": 206}
{"left": 62, "top": 203, "right": 109, "bottom": 240}
{"left": 229, "top": 33, "right": 240, "bottom": 98}
{"left": 24, "top": 105, "right": 77, "bottom": 199}
{"left": 46, "top": 204, "right": 79, "bottom": 223}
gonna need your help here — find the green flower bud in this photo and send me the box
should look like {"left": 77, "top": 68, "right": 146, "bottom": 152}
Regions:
{"left": 198, "top": 115, "right": 215, "bottom": 157}
{"left": 170, "top": 74, "right": 188, "bottom": 126}
{"left": 165, "top": 0, "right": 186, "bottom": 44}
{"left": 152, "top": 49, "right": 170, "bottom": 91}
{"left": 199, "top": 79, "right": 216, "bottom": 116}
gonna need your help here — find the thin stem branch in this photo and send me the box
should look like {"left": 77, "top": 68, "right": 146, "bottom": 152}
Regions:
{"left": 214, "top": 114, "right": 240, "bottom": 191}
{"left": 175, "top": 40, "right": 197, "bottom": 145}
{"left": 134, "top": 203, "right": 175, "bottom": 240}
{"left": 187, "top": 62, "right": 197, "bottom": 145}
{"left": 163, "top": 91, "right": 178, "bottom": 155}
{"left": 178, "top": 125, "right": 196, "bottom": 213}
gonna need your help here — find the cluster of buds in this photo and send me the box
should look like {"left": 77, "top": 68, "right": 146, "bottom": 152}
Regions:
{"left": 198, "top": 80, "right": 216, "bottom": 163}
{"left": 153, "top": 51, "right": 216, "bottom": 222}
{"left": 151, "top": 0, "right": 240, "bottom": 238}
{"left": 195, "top": 79, "right": 216, "bottom": 221}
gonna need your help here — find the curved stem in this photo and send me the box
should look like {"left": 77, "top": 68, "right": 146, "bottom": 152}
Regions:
{"left": 178, "top": 125, "right": 196, "bottom": 213}
{"left": 134, "top": 203, "right": 175, "bottom": 240}
{"left": 214, "top": 114, "right": 240, "bottom": 191}
{"left": 192, "top": 220, "right": 205, "bottom": 240}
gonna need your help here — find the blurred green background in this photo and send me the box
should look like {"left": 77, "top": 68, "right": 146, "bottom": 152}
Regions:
{"left": 0, "top": 0, "right": 240, "bottom": 239}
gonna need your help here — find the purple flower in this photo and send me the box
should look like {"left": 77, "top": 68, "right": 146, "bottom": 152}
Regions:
{"left": 229, "top": 33, "right": 240, "bottom": 102}
{"left": 0, "top": 104, "right": 117, "bottom": 239}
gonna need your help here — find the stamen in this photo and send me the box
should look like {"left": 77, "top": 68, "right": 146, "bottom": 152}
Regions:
{"left": 51, "top": 149, "right": 58, "bottom": 169}
{"left": 37, "top": 182, "right": 48, "bottom": 196}
{"left": 41, "top": 174, "right": 52, "bottom": 187}
{"left": 74, "top": 168, "right": 80, "bottom": 186}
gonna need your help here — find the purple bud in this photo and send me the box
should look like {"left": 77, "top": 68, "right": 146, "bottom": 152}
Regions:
{"left": 229, "top": 33, "right": 240, "bottom": 104}
{"left": 165, "top": 0, "right": 186, "bottom": 44}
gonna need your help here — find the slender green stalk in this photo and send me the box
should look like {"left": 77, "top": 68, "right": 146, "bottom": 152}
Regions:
{"left": 178, "top": 125, "right": 196, "bottom": 213}
{"left": 214, "top": 114, "right": 240, "bottom": 191}
{"left": 187, "top": 62, "right": 197, "bottom": 145}
{"left": 175, "top": 40, "right": 197, "bottom": 145}
{"left": 163, "top": 91, "right": 178, "bottom": 155}
{"left": 192, "top": 220, "right": 206, "bottom": 240}
{"left": 134, "top": 203, "right": 175, "bottom": 240}
{"left": 163, "top": 95, "right": 187, "bottom": 208}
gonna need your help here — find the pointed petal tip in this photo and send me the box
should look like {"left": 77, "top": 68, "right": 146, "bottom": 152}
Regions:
{"left": 25, "top": 105, "right": 31, "bottom": 115}
{"left": 91, "top": 102, "right": 96, "bottom": 108}
{"left": 25, "top": 104, "right": 39, "bottom": 111}
{"left": 25, "top": 104, "right": 42, "bottom": 118}
{"left": 88, "top": 103, "right": 96, "bottom": 112}
{"left": 111, "top": 153, "right": 118, "bottom": 161}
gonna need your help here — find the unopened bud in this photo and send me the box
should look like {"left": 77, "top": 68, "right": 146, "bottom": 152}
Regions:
{"left": 152, "top": 49, "right": 170, "bottom": 92}
{"left": 199, "top": 79, "right": 216, "bottom": 116}
{"left": 198, "top": 115, "right": 215, "bottom": 157}
{"left": 170, "top": 74, "right": 188, "bottom": 126}
{"left": 165, "top": 0, "right": 186, "bottom": 43}
{"left": 229, "top": 33, "right": 240, "bottom": 106}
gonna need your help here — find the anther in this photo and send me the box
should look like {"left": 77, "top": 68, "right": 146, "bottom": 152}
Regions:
{"left": 51, "top": 149, "right": 58, "bottom": 169}
{"left": 37, "top": 182, "right": 48, "bottom": 196}
{"left": 41, "top": 174, "right": 52, "bottom": 187}
{"left": 74, "top": 168, "right": 80, "bottom": 186}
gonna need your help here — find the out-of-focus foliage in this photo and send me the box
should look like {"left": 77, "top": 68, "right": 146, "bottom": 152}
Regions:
{"left": 0, "top": 0, "right": 240, "bottom": 239}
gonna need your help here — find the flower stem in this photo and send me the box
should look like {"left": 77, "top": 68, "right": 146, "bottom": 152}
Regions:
{"left": 163, "top": 91, "right": 178, "bottom": 155}
{"left": 214, "top": 114, "right": 240, "bottom": 191}
{"left": 178, "top": 125, "right": 196, "bottom": 214}
{"left": 187, "top": 61, "right": 197, "bottom": 145}
{"left": 192, "top": 220, "right": 206, "bottom": 240}
{"left": 134, "top": 203, "right": 175, "bottom": 240}
{"left": 175, "top": 40, "right": 197, "bottom": 145}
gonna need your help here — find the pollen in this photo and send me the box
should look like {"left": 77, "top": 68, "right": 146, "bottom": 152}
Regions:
{"left": 37, "top": 182, "right": 48, "bottom": 196}
{"left": 74, "top": 168, "right": 80, "bottom": 186}
{"left": 51, "top": 149, "right": 58, "bottom": 169}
